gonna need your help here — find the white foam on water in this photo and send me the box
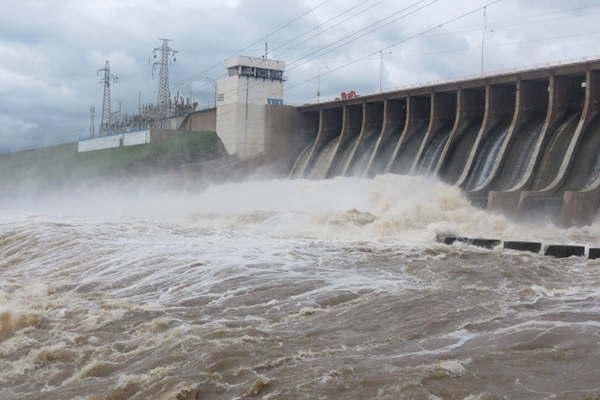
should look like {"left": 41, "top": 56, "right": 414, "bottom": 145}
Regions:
{"left": 3, "top": 174, "right": 600, "bottom": 246}
{"left": 3, "top": 174, "right": 600, "bottom": 398}
{"left": 0, "top": 174, "right": 504, "bottom": 242}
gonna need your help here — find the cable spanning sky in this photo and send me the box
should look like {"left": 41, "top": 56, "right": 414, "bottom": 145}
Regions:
{"left": 1, "top": 0, "right": 598, "bottom": 152}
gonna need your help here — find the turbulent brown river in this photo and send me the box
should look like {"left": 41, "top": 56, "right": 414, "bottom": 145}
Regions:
{"left": 2, "top": 175, "right": 600, "bottom": 400}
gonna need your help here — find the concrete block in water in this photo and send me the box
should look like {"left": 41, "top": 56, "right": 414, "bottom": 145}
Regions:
{"left": 437, "top": 236, "right": 467, "bottom": 245}
{"left": 503, "top": 241, "right": 542, "bottom": 254}
{"left": 436, "top": 235, "right": 500, "bottom": 249}
{"left": 589, "top": 248, "right": 600, "bottom": 259}
{"left": 544, "top": 245, "right": 585, "bottom": 258}
{"left": 468, "top": 238, "right": 501, "bottom": 249}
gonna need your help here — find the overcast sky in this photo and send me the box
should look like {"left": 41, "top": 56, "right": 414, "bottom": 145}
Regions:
{"left": 1, "top": 0, "right": 599, "bottom": 152}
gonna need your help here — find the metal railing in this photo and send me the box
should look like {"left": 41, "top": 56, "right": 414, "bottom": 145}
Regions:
{"left": 292, "top": 55, "right": 600, "bottom": 106}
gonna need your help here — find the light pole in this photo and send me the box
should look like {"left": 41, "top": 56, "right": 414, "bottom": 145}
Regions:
{"left": 205, "top": 77, "right": 217, "bottom": 108}
{"left": 481, "top": 6, "right": 487, "bottom": 76}
{"left": 317, "top": 66, "right": 328, "bottom": 103}
{"left": 379, "top": 50, "right": 392, "bottom": 93}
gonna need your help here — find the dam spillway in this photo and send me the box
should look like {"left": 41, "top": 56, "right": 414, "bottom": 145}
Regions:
{"left": 289, "top": 59, "right": 600, "bottom": 226}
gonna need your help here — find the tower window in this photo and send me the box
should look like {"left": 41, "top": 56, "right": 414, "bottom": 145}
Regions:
{"left": 256, "top": 68, "right": 268, "bottom": 78}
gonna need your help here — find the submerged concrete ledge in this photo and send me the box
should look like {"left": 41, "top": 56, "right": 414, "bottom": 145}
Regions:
{"left": 544, "top": 245, "right": 585, "bottom": 258}
{"left": 437, "top": 235, "right": 596, "bottom": 259}
{"left": 503, "top": 241, "right": 543, "bottom": 253}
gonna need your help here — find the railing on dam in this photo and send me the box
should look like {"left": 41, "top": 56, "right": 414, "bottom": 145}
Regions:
{"left": 289, "top": 57, "right": 600, "bottom": 227}
{"left": 294, "top": 55, "right": 600, "bottom": 108}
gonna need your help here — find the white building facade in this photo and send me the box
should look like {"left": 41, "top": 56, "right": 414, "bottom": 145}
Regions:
{"left": 78, "top": 130, "right": 151, "bottom": 152}
{"left": 216, "top": 55, "right": 285, "bottom": 158}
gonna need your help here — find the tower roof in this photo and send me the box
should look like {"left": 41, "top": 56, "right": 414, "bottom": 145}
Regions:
{"left": 224, "top": 55, "right": 285, "bottom": 71}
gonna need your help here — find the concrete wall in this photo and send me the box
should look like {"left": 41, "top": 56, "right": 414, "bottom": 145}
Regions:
{"left": 78, "top": 135, "right": 123, "bottom": 152}
{"left": 156, "top": 116, "right": 186, "bottom": 130}
{"left": 123, "top": 130, "right": 151, "bottom": 146}
{"left": 264, "top": 105, "right": 318, "bottom": 168}
{"left": 180, "top": 108, "right": 216, "bottom": 132}
{"left": 149, "top": 129, "right": 184, "bottom": 143}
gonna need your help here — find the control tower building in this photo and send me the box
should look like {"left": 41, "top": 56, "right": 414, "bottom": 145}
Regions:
{"left": 216, "top": 55, "right": 286, "bottom": 158}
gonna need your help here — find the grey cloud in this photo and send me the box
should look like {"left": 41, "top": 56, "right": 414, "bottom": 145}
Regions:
{"left": 1, "top": 0, "right": 599, "bottom": 151}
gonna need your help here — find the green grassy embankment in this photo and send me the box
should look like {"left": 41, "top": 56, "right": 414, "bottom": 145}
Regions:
{"left": 0, "top": 131, "right": 223, "bottom": 187}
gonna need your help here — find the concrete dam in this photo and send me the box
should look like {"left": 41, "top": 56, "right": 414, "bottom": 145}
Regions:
{"left": 288, "top": 59, "right": 600, "bottom": 227}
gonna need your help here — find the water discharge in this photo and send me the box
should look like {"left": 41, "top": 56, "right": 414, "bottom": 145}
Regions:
{"left": 466, "top": 119, "right": 512, "bottom": 190}
{"left": 416, "top": 123, "right": 453, "bottom": 175}
{"left": 2, "top": 175, "right": 600, "bottom": 399}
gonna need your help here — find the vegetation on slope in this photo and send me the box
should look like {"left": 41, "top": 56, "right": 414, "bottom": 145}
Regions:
{"left": 0, "top": 131, "right": 223, "bottom": 188}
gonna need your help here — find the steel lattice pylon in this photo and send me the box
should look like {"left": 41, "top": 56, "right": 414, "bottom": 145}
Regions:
{"left": 153, "top": 38, "right": 178, "bottom": 118}
{"left": 89, "top": 105, "right": 96, "bottom": 138}
{"left": 97, "top": 60, "right": 118, "bottom": 136}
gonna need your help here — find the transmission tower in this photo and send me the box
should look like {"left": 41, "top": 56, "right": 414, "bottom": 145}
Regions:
{"left": 89, "top": 105, "right": 96, "bottom": 138}
{"left": 152, "top": 38, "right": 178, "bottom": 117}
{"left": 97, "top": 60, "right": 118, "bottom": 136}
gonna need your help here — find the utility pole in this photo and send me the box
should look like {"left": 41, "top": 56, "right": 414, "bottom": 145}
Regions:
{"left": 89, "top": 105, "right": 95, "bottom": 138}
{"left": 152, "top": 38, "right": 178, "bottom": 118}
{"left": 379, "top": 50, "right": 392, "bottom": 92}
{"left": 97, "top": 60, "right": 118, "bottom": 136}
{"left": 317, "top": 66, "right": 328, "bottom": 104}
{"left": 481, "top": 6, "right": 487, "bottom": 76}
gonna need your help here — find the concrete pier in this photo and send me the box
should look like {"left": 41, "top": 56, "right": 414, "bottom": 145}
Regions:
{"left": 365, "top": 99, "right": 406, "bottom": 177}
{"left": 411, "top": 92, "right": 457, "bottom": 175}
{"left": 456, "top": 84, "right": 516, "bottom": 203}
{"left": 520, "top": 70, "right": 600, "bottom": 224}
{"left": 342, "top": 102, "right": 383, "bottom": 177}
{"left": 295, "top": 108, "right": 342, "bottom": 179}
{"left": 387, "top": 95, "right": 431, "bottom": 174}
{"left": 318, "top": 104, "right": 363, "bottom": 179}
{"left": 469, "top": 80, "right": 548, "bottom": 207}
{"left": 436, "top": 88, "right": 485, "bottom": 185}
{"left": 488, "top": 76, "right": 572, "bottom": 214}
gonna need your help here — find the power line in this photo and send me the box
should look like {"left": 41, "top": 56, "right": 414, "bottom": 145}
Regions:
{"left": 191, "top": 0, "right": 599, "bottom": 113}
{"left": 285, "top": 0, "right": 441, "bottom": 72}
{"left": 334, "top": 29, "right": 600, "bottom": 74}
{"left": 271, "top": 0, "right": 388, "bottom": 56}
{"left": 188, "top": 0, "right": 448, "bottom": 105}
{"left": 173, "top": 0, "right": 333, "bottom": 86}
{"left": 289, "top": 0, "right": 504, "bottom": 91}
{"left": 211, "top": 0, "right": 505, "bottom": 123}
{"left": 390, "top": 3, "right": 600, "bottom": 43}
{"left": 201, "top": 0, "right": 442, "bottom": 109}
{"left": 181, "top": 0, "right": 600, "bottom": 108}
{"left": 178, "top": 0, "right": 387, "bottom": 95}
{"left": 270, "top": 1, "right": 600, "bottom": 74}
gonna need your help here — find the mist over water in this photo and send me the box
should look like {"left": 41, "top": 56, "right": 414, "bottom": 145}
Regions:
{"left": 2, "top": 174, "right": 600, "bottom": 399}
